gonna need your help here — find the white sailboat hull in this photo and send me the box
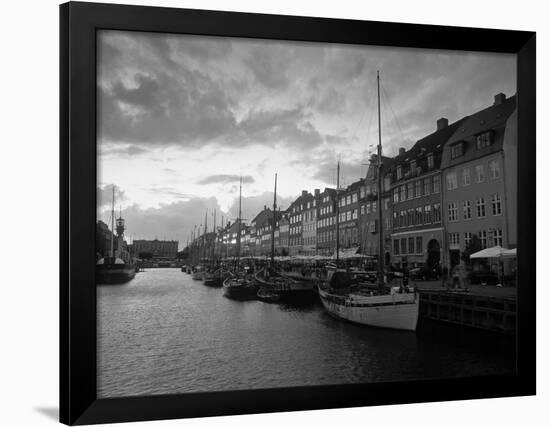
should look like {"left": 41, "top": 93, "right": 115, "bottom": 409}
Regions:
{"left": 318, "top": 287, "right": 419, "bottom": 331}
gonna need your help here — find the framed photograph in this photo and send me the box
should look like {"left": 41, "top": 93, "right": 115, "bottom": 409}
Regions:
{"left": 60, "top": 1, "right": 535, "bottom": 425}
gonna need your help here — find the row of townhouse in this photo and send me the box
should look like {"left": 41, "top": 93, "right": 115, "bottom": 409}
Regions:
{"left": 189, "top": 92, "right": 516, "bottom": 270}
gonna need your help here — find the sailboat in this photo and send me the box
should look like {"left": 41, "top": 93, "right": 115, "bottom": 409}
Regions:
{"left": 318, "top": 71, "right": 419, "bottom": 331}
{"left": 223, "top": 176, "right": 257, "bottom": 300}
{"left": 96, "top": 186, "right": 136, "bottom": 285}
{"left": 255, "top": 173, "right": 318, "bottom": 302}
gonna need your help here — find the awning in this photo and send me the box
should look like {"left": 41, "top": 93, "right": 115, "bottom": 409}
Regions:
{"left": 470, "top": 246, "right": 517, "bottom": 259}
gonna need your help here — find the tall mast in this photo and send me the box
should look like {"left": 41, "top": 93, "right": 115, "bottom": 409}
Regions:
{"left": 213, "top": 209, "right": 217, "bottom": 265}
{"left": 110, "top": 185, "right": 115, "bottom": 258}
{"left": 335, "top": 160, "right": 340, "bottom": 265}
{"left": 236, "top": 176, "right": 242, "bottom": 266}
{"left": 270, "top": 173, "right": 277, "bottom": 267}
{"left": 376, "top": 70, "right": 385, "bottom": 290}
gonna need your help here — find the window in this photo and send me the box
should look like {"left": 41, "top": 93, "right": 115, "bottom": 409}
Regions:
{"left": 407, "top": 182, "right": 414, "bottom": 199}
{"left": 464, "top": 232, "right": 472, "bottom": 248}
{"left": 359, "top": 187, "right": 365, "bottom": 198}
{"left": 384, "top": 199, "right": 389, "bottom": 210}
{"left": 415, "top": 180, "right": 422, "bottom": 197}
{"left": 394, "top": 239, "right": 400, "bottom": 255}
{"left": 450, "top": 143, "right": 463, "bottom": 159}
{"left": 366, "top": 203, "right": 371, "bottom": 214}
{"left": 410, "top": 160, "right": 416, "bottom": 174}
{"left": 408, "top": 237, "right": 415, "bottom": 254}
{"left": 346, "top": 211, "right": 351, "bottom": 221}
{"left": 346, "top": 195, "right": 351, "bottom": 205}
{"left": 490, "top": 160, "right": 500, "bottom": 179}
{"left": 385, "top": 218, "right": 391, "bottom": 231}
{"left": 400, "top": 210, "right": 406, "bottom": 227}
{"left": 397, "top": 166, "right": 402, "bottom": 180}
{"left": 416, "top": 237, "right": 423, "bottom": 254}
{"left": 408, "top": 209, "right": 415, "bottom": 226}
{"left": 433, "top": 203, "right": 441, "bottom": 222}
{"left": 480, "top": 231, "right": 488, "bottom": 248}
{"left": 463, "top": 200, "right": 472, "bottom": 220}
{"left": 352, "top": 193, "right": 358, "bottom": 203}
{"left": 494, "top": 229, "right": 503, "bottom": 246}
{"left": 427, "top": 154, "right": 434, "bottom": 169}
{"left": 393, "top": 189, "right": 399, "bottom": 203}
{"left": 492, "top": 194, "right": 502, "bottom": 215}
{"left": 476, "top": 132, "right": 492, "bottom": 149}
{"left": 449, "top": 232, "right": 460, "bottom": 246}
{"left": 424, "top": 205, "right": 432, "bottom": 223}
{"left": 416, "top": 207, "right": 423, "bottom": 224}
{"left": 424, "top": 178, "right": 431, "bottom": 195}
{"left": 462, "top": 169, "right": 471, "bottom": 186}
{"left": 476, "top": 165, "right": 485, "bottom": 183}
{"left": 476, "top": 197, "right": 486, "bottom": 217}
{"left": 448, "top": 202, "right": 458, "bottom": 222}
{"left": 373, "top": 202, "right": 377, "bottom": 212}
{"left": 360, "top": 205, "right": 365, "bottom": 215}
{"left": 433, "top": 175, "right": 441, "bottom": 193}
{"left": 447, "top": 172, "right": 458, "bottom": 190}
{"left": 393, "top": 211, "right": 398, "bottom": 228}
{"left": 401, "top": 238, "right": 407, "bottom": 254}
{"left": 400, "top": 185, "right": 406, "bottom": 201}
{"left": 352, "top": 209, "right": 358, "bottom": 220}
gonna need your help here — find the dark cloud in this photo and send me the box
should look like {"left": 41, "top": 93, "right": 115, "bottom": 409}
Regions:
{"left": 233, "top": 106, "right": 323, "bottom": 149}
{"left": 226, "top": 192, "right": 296, "bottom": 222}
{"left": 244, "top": 45, "right": 290, "bottom": 89}
{"left": 196, "top": 175, "right": 255, "bottom": 185}
{"left": 146, "top": 187, "right": 190, "bottom": 199}
{"left": 99, "top": 144, "right": 150, "bottom": 157}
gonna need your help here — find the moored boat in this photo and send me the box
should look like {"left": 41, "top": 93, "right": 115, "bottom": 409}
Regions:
{"left": 222, "top": 273, "right": 257, "bottom": 300}
{"left": 192, "top": 265, "right": 205, "bottom": 280}
{"left": 318, "top": 270, "right": 419, "bottom": 331}
{"left": 257, "top": 287, "right": 281, "bottom": 303}
{"left": 317, "top": 71, "right": 419, "bottom": 331}
{"left": 96, "top": 256, "right": 136, "bottom": 284}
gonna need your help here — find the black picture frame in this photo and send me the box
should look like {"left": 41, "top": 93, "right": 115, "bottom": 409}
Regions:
{"left": 60, "top": 1, "right": 536, "bottom": 425}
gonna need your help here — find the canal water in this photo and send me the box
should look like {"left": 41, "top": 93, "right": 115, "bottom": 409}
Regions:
{"left": 97, "top": 268, "right": 515, "bottom": 398}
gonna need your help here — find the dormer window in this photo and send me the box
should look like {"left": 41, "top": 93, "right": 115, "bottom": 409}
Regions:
{"left": 427, "top": 153, "right": 434, "bottom": 169}
{"left": 410, "top": 160, "right": 416, "bottom": 173}
{"left": 476, "top": 131, "right": 492, "bottom": 149}
{"left": 450, "top": 143, "right": 464, "bottom": 159}
{"left": 396, "top": 166, "right": 402, "bottom": 180}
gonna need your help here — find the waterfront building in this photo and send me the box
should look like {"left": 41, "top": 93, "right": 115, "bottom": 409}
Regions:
{"left": 288, "top": 191, "right": 308, "bottom": 255}
{"left": 316, "top": 188, "right": 337, "bottom": 256}
{"left": 302, "top": 190, "right": 321, "bottom": 255}
{"left": 251, "top": 206, "right": 282, "bottom": 256}
{"left": 389, "top": 117, "right": 465, "bottom": 271}
{"left": 338, "top": 179, "right": 363, "bottom": 250}
{"left": 278, "top": 211, "right": 290, "bottom": 256}
{"left": 133, "top": 238, "right": 179, "bottom": 259}
{"left": 441, "top": 93, "right": 517, "bottom": 268}
{"left": 360, "top": 155, "right": 394, "bottom": 263}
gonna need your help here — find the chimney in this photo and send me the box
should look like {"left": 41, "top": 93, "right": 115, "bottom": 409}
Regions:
{"left": 398, "top": 147, "right": 406, "bottom": 157}
{"left": 264, "top": 205, "right": 267, "bottom": 211}
{"left": 301, "top": 190, "right": 308, "bottom": 197}
{"left": 314, "top": 188, "right": 320, "bottom": 197}
{"left": 494, "top": 93, "right": 506, "bottom": 105}
{"left": 437, "top": 118, "right": 448, "bottom": 131}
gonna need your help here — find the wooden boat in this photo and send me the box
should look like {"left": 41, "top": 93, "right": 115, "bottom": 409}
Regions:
{"left": 318, "top": 270, "right": 419, "bottom": 331}
{"left": 317, "top": 71, "right": 419, "bottom": 331}
{"left": 191, "top": 265, "right": 205, "bottom": 281}
{"left": 222, "top": 273, "right": 257, "bottom": 300}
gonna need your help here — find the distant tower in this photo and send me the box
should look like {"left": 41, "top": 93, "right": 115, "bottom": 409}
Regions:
{"left": 116, "top": 209, "right": 125, "bottom": 238}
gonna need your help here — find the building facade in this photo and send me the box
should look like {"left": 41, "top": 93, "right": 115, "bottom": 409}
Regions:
{"left": 389, "top": 117, "right": 464, "bottom": 271}
{"left": 441, "top": 93, "right": 516, "bottom": 268}
{"left": 338, "top": 179, "right": 363, "bottom": 250}
{"left": 133, "top": 238, "right": 179, "bottom": 259}
{"left": 316, "top": 188, "right": 337, "bottom": 256}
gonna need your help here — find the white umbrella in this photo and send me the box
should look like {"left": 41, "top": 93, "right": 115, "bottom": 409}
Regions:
{"left": 469, "top": 245, "right": 515, "bottom": 259}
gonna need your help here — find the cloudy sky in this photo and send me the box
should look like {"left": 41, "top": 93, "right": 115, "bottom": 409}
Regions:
{"left": 97, "top": 30, "right": 515, "bottom": 249}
